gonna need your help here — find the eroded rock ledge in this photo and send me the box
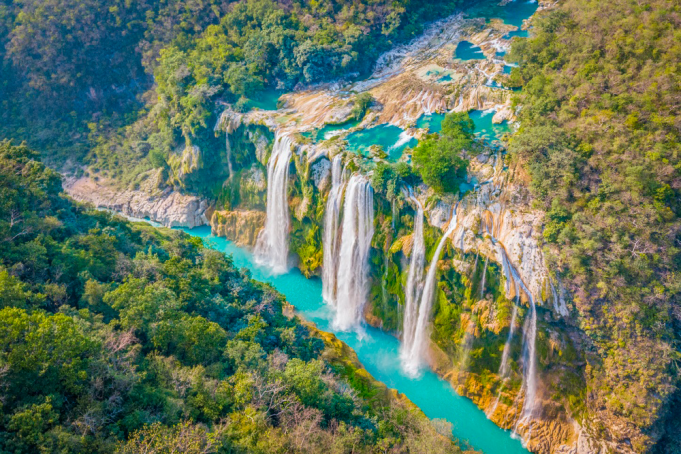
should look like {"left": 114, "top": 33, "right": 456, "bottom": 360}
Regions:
{"left": 63, "top": 175, "right": 208, "bottom": 228}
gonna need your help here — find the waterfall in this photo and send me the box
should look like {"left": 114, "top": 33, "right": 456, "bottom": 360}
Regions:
{"left": 402, "top": 205, "right": 458, "bottom": 376}
{"left": 322, "top": 155, "right": 346, "bottom": 304}
{"left": 479, "top": 256, "right": 489, "bottom": 299}
{"left": 333, "top": 174, "right": 375, "bottom": 331}
{"left": 518, "top": 293, "right": 538, "bottom": 422}
{"left": 400, "top": 190, "right": 426, "bottom": 362}
{"left": 499, "top": 295, "right": 519, "bottom": 378}
{"left": 486, "top": 295, "right": 520, "bottom": 418}
{"left": 485, "top": 238, "right": 539, "bottom": 425}
{"left": 225, "top": 134, "right": 234, "bottom": 178}
{"left": 254, "top": 132, "right": 293, "bottom": 274}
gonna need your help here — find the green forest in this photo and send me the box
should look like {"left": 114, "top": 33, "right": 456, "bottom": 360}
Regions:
{"left": 0, "top": 141, "right": 468, "bottom": 453}
{"left": 504, "top": 0, "right": 680, "bottom": 449}
{"left": 0, "top": 0, "right": 466, "bottom": 172}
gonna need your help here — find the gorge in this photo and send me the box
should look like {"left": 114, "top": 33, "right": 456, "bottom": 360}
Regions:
{"left": 38, "top": 0, "right": 680, "bottom": 453}
{"left": 61, "top": 2, "right": 596, "bottom": 452}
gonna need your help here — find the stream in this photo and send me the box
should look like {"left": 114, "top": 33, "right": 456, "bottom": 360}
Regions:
{"left": 179, "top": 226, "right": 529, "bottom": 454}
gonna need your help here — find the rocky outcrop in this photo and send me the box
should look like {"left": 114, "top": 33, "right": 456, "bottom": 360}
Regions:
{"left": 210, "top": 209, "right": 265, "bottom": 246}
{"left": 64, "top": 174, "right": 208, "bottom": 228}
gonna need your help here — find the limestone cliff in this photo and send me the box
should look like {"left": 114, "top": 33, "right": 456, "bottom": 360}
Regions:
{"left": 63, "top": 172, "right": 208, "bottom": 228}
{"left": 210, "top": 209, "right": 265, "bottom": 247}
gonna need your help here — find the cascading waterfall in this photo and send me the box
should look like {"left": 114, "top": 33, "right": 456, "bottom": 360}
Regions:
{"left": 485, "top": 238, "right": 539, "bottom": 428}
{"left": 225, "top": 134, "right": 234, "bottom": 178}
{"left": 322, "top": 155, "right": 346, "bottom": 304}
{"left": 402, "top": 204, "right": 458, "bottom": 376}
{"left": 499, "top": 294, "right": 520, "bottom": 378}
{"left": 518, "top": 293, "right": 538, "bottom": 422}
{"left": 486, "top": 293, "right": 520, "bottom": 418}
{"left": 479, "top": 256, "right": 489, "bottom": 299}
{"left": 400, "top": 190, "right": 426, "bottom": 362}
{"left": 333, "top": 174, "right": 375, "bottom": 331}
{"left": 254, "top": 132, "right": 293, "bottom": 274}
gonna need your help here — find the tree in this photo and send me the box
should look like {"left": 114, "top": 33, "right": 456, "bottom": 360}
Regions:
{"left": 411, "top": 112, "right": 472, "bottom": 194}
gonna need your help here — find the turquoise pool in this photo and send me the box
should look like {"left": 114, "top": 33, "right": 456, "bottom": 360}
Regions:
{"left": 345, "top": 124, "right": 417, "bottom": 161}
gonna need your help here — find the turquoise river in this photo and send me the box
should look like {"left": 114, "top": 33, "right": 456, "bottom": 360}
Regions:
{"left": 175, "top": 226, "right": 529, "bottom": 454}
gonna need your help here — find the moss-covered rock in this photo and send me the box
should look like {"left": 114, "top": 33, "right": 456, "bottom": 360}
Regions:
{"left": 210, "top": 209, "right": 265, "bottom": 246}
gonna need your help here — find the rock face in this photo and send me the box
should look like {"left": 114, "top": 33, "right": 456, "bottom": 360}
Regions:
{"left": 210, "top": 209, "right": 265, "bottom": 246}
{"left": 63, "top": 175, "right": 208, "bottom": 228}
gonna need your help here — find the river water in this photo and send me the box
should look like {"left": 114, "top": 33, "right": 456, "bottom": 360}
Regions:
{"left": 179, "top": 226, "right": 529, "bottom": 454}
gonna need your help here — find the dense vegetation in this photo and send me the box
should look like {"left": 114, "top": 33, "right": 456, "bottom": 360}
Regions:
{"left": 411, "top": 112, "right": 474, "bottom": 194}
{"left": 504, "top": 0, "right": 680, "bottom": 450}
{"left": 0, "top": 141, "right": 467, "bottom": 453}
{"left": 0, "top": 0, "right": 466, "bottom": 172}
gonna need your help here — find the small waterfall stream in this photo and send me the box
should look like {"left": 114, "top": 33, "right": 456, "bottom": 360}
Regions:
{"left": 255, "top": 132, "right": 294, "bottom": 273}
{"left": 487, "top": 295, "right": 519, "bottom": 418}
{"left": 479, "top": 256, "right": 489, "bottom": 299}
{"left": 518, "top": 294, "right": 538, "bottom": 422}
{"left": 322, "top": 155, "right": 346, "bottom": 304}
{"left": 225, "top": 135, "right": 234, "bottom": 178}
{"left": 402, "top": 204, "right": 458, "bottom": 376}
{"left": 400, "top": 190, "right": 426, "bottom": 362}
{"left": 333, "top": 174, "right": 375, "bottom": 331}
{"left": 483, "top": 233, "right": 539, "bottom": 432}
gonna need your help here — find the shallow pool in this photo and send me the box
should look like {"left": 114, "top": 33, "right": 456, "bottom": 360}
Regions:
{"left": 302, "top": 119, "right": 361, "bottom": 142}
{"left": 247, "top": 89, "right": 284, "bottom": 111}
{"left": 345, "top": 124, "right": 417, "bottom": 161}
{"left": 467, "top": 0, "right": 539, "bottom": 33}
{"left": 415, "top": 110, "right": 510, "bottom": 145}
{"left": 455, "top": 41, "right": 486, "bottom": 61}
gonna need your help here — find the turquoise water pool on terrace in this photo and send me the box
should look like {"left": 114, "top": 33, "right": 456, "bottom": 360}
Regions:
{"left": 455, "top": 41, "right": 486, "bottom": 61}
{"left": 345, "top": 124, "right": 417, "bottom": 161}
{"left": 415, "top": 110, "right": 511, "bottom": 145}
{"left": 467, "top": 0, "right": 539, "bottom": 33}
{"left": 247, "top": 89, "right": 284, "bottom": 111}
{"left": 301, "top": 119, "right": 361, "bottom": 142}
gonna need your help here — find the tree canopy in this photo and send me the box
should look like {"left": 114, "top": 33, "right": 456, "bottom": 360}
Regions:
{"left": 411, "top": 112, "right": 473, "bottom": 194}
{"left": 0, "top": 140, "right": 465, "bottom": 453}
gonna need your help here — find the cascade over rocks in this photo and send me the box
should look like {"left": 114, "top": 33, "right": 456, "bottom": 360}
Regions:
{"left": 332, "top": 174, "right": 374, "bottom": 331}
{"left": 400, "top": 190, "right": 426, "bottom": 363}
{"left": 322, "top": 155, "right": 346, "bottom": 305}
{"left": 255, "top": 132, "right": 294, "bottom": 274}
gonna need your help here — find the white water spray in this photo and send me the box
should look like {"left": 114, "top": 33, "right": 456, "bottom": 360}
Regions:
{"left": 333, "top": 175, "right": 375, "bottom": 331}
{"left": 400, "top": 190, "right": 426, "bottom": 362}
{"left": 255, "top": 133, "right": 293, "bottom": 274}
{"left": 322, "top": 155, "right": 346, "bottom": 304}
{"left": 518, "top": 293, "right": 538, "bottom": 422}
{"left": 402, "top": 205, "right": 458, "bottom": 375}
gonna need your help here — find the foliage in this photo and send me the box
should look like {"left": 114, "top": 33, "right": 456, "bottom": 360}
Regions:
{"left": 411, "top": 112, "right": 473, "bottom": 194}
{"left": 0, "top": 0, "right": 466, "bottom": 169}
{"left": 350, "top": 93, "right": 375, "bottom": 121}
{"left": 505, "top": 0, "right": 680, "bottom": 449}
{"left": 0, "top": 141, "right": 465, "bottom": 453}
